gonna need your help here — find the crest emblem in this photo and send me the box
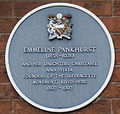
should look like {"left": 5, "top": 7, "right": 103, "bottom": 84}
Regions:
{"left": 47, "top": 13, "right": 72, "bottom": 40}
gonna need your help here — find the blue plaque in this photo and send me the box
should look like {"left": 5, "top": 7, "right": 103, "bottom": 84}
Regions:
{"left": 5, "top": 3, "right": 115, "bottom": 112}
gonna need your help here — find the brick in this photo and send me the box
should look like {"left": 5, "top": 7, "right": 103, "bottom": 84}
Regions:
{"left": 114, "top": 1, "right": 120, "bottom": 16}
{"left": 0, "top": 1, "right": 12, "bottom": 17}
{"left": 0, "top": 100, "right": 12, "bottom": 114}
{"left": 0, "top": 18, "right": 20, "bottom": 33}
{"left": 112, "top": 100, "right": 120, "bottom": 114}
{"left": 13, "top": 0, "right": 112, "bottom": 2}
{"left": 0, "top": 66, "right": 9, "bottom": 83}
{"left": 77, "top": 99, "right": 110, "bottom": 114}
{"left": 112, "top": 66, "right": 120, "bottom": 82}
{"left": 100, "top": 17, "right": 120, "bottom": 33}
{"left": 115, "top": 51, "right": 120, "bottom": 65}
{"left": 0, "top": 34, "right": 9, "bottom": 50}
{"left": 0, "top": 84, "right": 19, "bottom": 99}
{"left": 13, "top": 0, "right": 63, "bottom": 1}
{"left": 14, "top": 1, "right": 112, "bottom": 17}
{"left": 0, "top": 0, "right": 12, "bottom": 1}
{"left": 14, "top": 1, "right": 64, "bottom": 17}
{"left": 0, "top": 51, "right": 5, "bottom": 66}
{"left": 112, "top": 34, "right": 120, "bottom": 49}
{"left": 14, "top": 99, "right": 49, "bottom": 114}
{"left": 64, "top": 1, "right": 112, "bottom": 16}
{"left": 102, "top": 84, "right": 120, "bottom": 98}
{"left": 13, "top": 0, "right": 53, "bottom": 1}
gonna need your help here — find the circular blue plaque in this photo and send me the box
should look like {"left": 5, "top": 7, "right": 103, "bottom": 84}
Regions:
{"left": 5, "top": 3, "right": 115, "bottom": 112}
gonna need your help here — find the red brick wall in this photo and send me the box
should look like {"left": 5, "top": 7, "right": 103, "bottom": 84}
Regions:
{"left": 0, "top": 0, "right": 120, "bottom": 114}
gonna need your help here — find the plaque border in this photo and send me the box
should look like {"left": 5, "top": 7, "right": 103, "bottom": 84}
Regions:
{"left": 5, "top": 3, "right": 115, "bottom": 112}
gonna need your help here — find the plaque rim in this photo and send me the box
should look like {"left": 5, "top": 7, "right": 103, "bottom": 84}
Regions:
{"left": 5, "top": 3, "right": 115, "bottom": 112}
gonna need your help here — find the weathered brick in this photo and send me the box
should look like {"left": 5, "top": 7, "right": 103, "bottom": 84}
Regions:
{"left": 0, "top": 66, "right": 9, "bottom": 83}
{"left": 0, "top": 34, "right": 9, "bottom": 50}
{"left": 102, "top": 84, "right": 120, "bottom": 98}
{"left": 0, "top": 1, "right": 12, "bottom": 17}
{"left": 77, "top": 99, "right": 110, "bottom": 114}
{"left": 14, "top": 1, "right": 64, "bottom": 17}
{"left": 0, "top": 84, "right": 19, "bottom": 99}
{"left": 112, "top": 100, "right": 120, "bottom": 114}
{"left": 112, "top": 66, "right": 120, "bottom": 82}
{"left": 0, "top": 100, "right": 12, "bottom": 114}
{"left": 14, "top": 1, "right": 112, "bottom": 17}
{"left": 0, "top": 18, "right": 20, "bottom": 33}
{"left": 13, "top": 0, "right": 112, "bottom": 2}
{"left": 64, "top": 1, "right": 112, "bottom": 16}
{"left": 0, "top": 0, "right": 12, "bottom": 1}
{"left": 13, "top": 0, "right": 63, "bottom": 1}
{"left": 114, "top": 1, "right": 120, "bottom": 16}
{"left": 115, "top": 51, "right": 120, "bottom": 65}
{"left": 0, "top": 51, "right": 5, "bottom": 66}
{"left": 100, "top": 17, "right": 120, "bottom": 33}
{"left": 112, "top": 34, "right": 120, "bottom": 49}
{"left": 14, "top": 99, "right": 49, "bottom": 114}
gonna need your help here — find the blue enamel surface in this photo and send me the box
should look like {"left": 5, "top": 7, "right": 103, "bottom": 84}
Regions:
{"left": 8, "top": 6, "right": 111, "bottom": 109}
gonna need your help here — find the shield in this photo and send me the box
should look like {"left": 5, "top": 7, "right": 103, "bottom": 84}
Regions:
{"left": 56, "top": 28, "right": 64, "bottom": 36}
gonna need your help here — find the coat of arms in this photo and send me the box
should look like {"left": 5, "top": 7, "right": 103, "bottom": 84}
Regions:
{"left": 47, "top": 13, "right": 72, "bottom": 40}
